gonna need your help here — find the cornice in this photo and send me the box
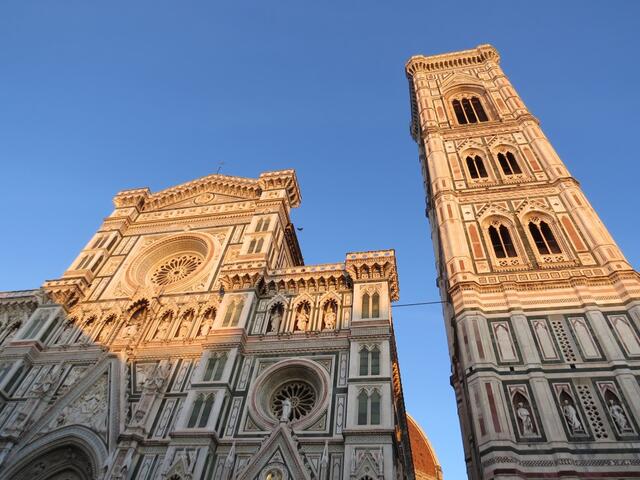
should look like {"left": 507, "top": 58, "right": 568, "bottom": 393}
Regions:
{"left": 111, "top": 169, "right": 302, "bottom": 214}
{"left": 405, "top": 44, "right": 500, "bottom": 77}
{"left": 0, "top": 289, "right": 43, "bottom": 308}
{"left": 257, "top": 169, "right": 302, "bottom": 208}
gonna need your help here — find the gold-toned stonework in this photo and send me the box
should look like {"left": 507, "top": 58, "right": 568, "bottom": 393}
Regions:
{"left": 407, "top": 44, "right": 640, "bottom": 479}
{"left": 0, "top": 168, "right": 438, "bottom": 480}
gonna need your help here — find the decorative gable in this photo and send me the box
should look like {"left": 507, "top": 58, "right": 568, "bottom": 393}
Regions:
{"left": 236, "top": 423, "right": 312, "bottom": 480}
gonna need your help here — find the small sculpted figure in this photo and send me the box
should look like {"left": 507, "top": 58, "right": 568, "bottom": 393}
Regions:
{"left": 562, "top": 399, "right": 583, "bottom": 433}
{"left": 280, "top": 398, "right": 292, "bottom": 422}
{"left": 516, "top": 402, "right": 535, "bottom": 436}
{"left": 268, "top": 310, "right": 282, "bottom": 333}
{"left": 296, "top": 310, "right": 309, "bottom": 332}
{"left": 609, "top": 399, "right": 632, "bottom": 432}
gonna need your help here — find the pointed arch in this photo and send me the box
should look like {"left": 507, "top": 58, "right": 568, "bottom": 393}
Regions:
{"left": 361, "top": 292, "right": 370, "bottom": 319}
{"left": 1, "top": 426, "right": 107, "bottom": 480}
{"left": 371, "top": 292, "right": 380, "bottom": 318}
{"left": 357, "top": 390, "right": 369, "bottom": 425}
{"left": 370, "top": 389, "right": 381, "bottom": 425}
{"left": 484, "top": 219, "right": 517, "bottom": 259}
{"left": 522, "top": 211, "right": 565, "bottom": 256}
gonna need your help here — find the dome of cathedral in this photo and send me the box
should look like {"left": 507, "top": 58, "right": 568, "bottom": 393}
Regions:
{"left": 407, "top": 414, "right": 443, "bottom": 480}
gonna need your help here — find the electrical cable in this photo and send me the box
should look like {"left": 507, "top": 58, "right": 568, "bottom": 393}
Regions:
{"left": 392, "top": 301, "right": 446, "bottom": 308}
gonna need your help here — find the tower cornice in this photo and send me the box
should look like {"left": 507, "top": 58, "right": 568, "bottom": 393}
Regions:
{"left": 405, "top": 44, "right": 500, "bottom": 77}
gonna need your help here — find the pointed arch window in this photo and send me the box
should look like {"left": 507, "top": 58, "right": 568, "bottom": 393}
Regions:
{"left": 359, "top": 345, "right": 381, "bottom": 376}
{"left": 231, "top": 300, "right": 244, "bottom": 326}
{"left": 90, "top": 256, "right": 103, "bottom": 273}
{"left": 370, "top": 390, "right": 381, "bottom": 425}
{"left": 466, "top": 155, "right": 488, "bottom": 179}
{"left": 498, "top": 152, "right": 522, "bottom": 175}
{"left": 371, "top": 293, "right": 380, "bottom": 318}
{"left": 452, "top": 99, "right": 466, "bottom": 124}
{"left": 357, "top": 390, "right": 369, "bottom": 425}
{"left": 359, "top": 347, "right": 370, "bottom": 376}
{"left": 187, "top": 393, "right": 215, "bottom": 428}
{"left": 370, "top": 346, "right": 380, "bottom": 375}
{"left": 222, "top": 299, "right": 244, "bottom": 327}
{"left": 361, "top": 291, "right": 381, "bottom": 319}
{"left": 76, "top": 254, "right": 92, "bottom": 270}
{"left": 452, "top": 96, "right": 489, "bottom": 125}
{"left": 203, "top": 352, "right": 227, "bottom": 381}
{"left": 357, "top": 389, "right": 382, "bottom": 425}
{"left": 256, "top": 218, "right": 271, "bottom": 232}
{"left": 488, "top": 224, "right": 517, "bottom": 258}
{"left": 361, "top": 293, "right": 370, "bottom": 319}
{"left": 529, "top": 221, "right": 561, "bottom": 255}
{"left": 248, "top": 237, "right": 265, "bottom": 254}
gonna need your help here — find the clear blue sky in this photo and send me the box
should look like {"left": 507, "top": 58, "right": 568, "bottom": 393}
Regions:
{"left": 1, "top": 2, "right": 639, "bottom": 478}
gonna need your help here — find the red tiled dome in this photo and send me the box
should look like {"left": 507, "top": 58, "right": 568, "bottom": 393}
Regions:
{"left": 407, "top": 414, "right": 443, "bottom": 480}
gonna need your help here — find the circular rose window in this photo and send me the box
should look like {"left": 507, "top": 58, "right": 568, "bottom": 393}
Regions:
{"left": 150, "top": 254, "right": 203, "bottom": 286}
{"left": 270, "top": 381, "right": 316, "bottom": 421}
{"left": 247, "top": 358, "right": 330, "bottom": 430}
{"left": 125, "top": 233, "right": 214, "bottom": 292}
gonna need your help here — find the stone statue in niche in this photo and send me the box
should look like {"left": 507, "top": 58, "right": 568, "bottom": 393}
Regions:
{"left": 121, "top": 320, "right": 139, "bottom": 339}
{"left": 2, "top": 318, "right": 21, "bottom": 344}
{"left": 562, "top": 399, "right": 584, "bottom": 433}
{"left": 295, "top": 308, "right": 309, "bottom": 332}
{"left": 515, "top": 400, "right": 536, "bottom": 436}
{"left": 608, "top": 398, "right": 632, "bottom": 433}
{"left": 177, "top": 313, "right": 193, "bottom": 338}
{"left": 197, "top": 318, "right": 211, "bottom": 337}
{"left": 97, "top": 318, "right": 114, "bottom": 342}
{"left": 155, "top": 315, "right": 171, "bottom": 339}
{"left": 57, "top": 319, "right": 75, "bottom": 344}
{"left": 267, "top": 308, "right": 282, "bottom": 333}
{"left": 79, "top": 317, "right": 96, "bottom": 342}
{"left": 178, "top": 321, "right": 189, "bottom": 338}
{"left": 324, "top": 306, "right": 337, "bottom": 330}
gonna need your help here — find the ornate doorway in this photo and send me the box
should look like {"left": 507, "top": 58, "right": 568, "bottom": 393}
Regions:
{"left": 9, "top": 446, "right": 94, "bottom": 480}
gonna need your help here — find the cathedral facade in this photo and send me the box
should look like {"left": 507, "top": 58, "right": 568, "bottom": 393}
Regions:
{"left": 0, "top": 170, "right": 441, "bottom": 479}
{"left": 406, "top": 45, "right": 640, "bottom": 479}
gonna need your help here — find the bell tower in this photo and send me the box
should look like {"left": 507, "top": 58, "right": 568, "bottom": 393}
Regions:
{"left": 406, "top": 45, "right": 640, "bottom": 479}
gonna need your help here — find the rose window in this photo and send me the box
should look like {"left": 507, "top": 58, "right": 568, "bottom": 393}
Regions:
{"left": 150, "top": 254, "right": 204, "bottom": 286}
{"left": 270, "top": 381, "right": 316, "bottom": 421}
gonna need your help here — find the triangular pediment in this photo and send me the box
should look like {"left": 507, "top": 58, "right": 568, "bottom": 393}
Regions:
{"left": 441, "top": 72, "right": 484, "bottom": 91}
{"left": 154, "top": 191, "right": 251, "bottom": 211}
{"left": 236, "top": 423, "right": 312, "bottom": 480}
{"left": 142, "top": 174, "right": 262, "bottom": 212}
